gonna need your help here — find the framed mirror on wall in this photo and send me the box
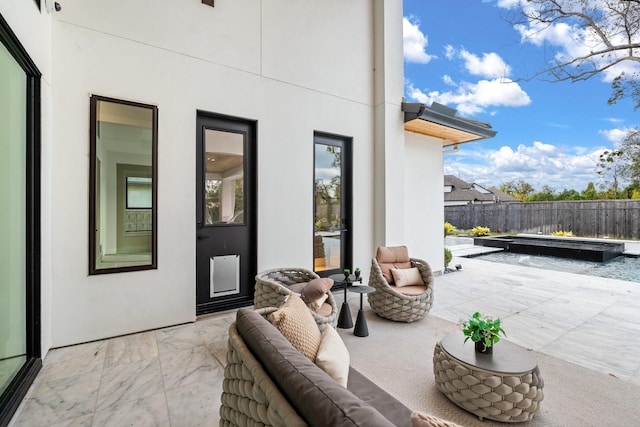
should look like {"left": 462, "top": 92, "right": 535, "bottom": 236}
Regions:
{"left": 89, "top": 95, "right": 158, "bottom": 274}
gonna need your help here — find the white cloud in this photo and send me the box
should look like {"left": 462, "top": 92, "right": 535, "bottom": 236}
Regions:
{"left": 599, "top": 127, "right": 632, "bottom": 144}
{"left": 493, "top": 0, "right": 522, "bottom": 8}
{"left": 442, "top": 74, "right": 456, "bottom": 86}
{"left": 403, "top": 17, "right": 436, "bottom": 64}
{"left": 444, "top": 44, "right": 456, "bottom": 60}
{"left": 445, "top": 141, "right": 606, "bottom": 191}
{"left": 405, "top": 82, "right": 429, "bottom": 104}
{"left": 460, "top": 49, "right": 512, "bottom": 78}
{"left": 411, "top": 45, "right": 528, "bottom": 115}
{"left": 409, "top": 78, "right": 531, "bottom": 116}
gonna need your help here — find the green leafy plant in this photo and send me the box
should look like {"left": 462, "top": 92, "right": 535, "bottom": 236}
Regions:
{"left": 343, "top": 268, "right": 350, "bottom": 274}
{"left": 444, "top": 222, "right": 457, "bottom": 237}
{"left": 471, "top": 226, "right": 491, "bottom": 237}
{"left": 460, "top": 312, "right": 506, "bottom": 351}
{"left": 444, "top": 248, "right": 452, "bottom": 268}
{"left": 551, "top": 230, "right": 574, "bottom": 237}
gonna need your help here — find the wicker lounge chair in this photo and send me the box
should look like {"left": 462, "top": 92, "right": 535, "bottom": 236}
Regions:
{"left": 367, "top": 246, "right": 434, "bottom": 323}
{"left": 254, "top": 267, "right": 338, "bottom": 330}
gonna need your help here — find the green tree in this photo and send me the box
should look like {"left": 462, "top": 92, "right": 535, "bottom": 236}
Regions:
{"left": 581, "top": 182, "right": 598, "bottom": 200}
{"left": 500, "top": 180, "right": 535, "bottom": 201}
{"left": 618, "top": 129, "right": 640, "bottom": 186}
{"left": 556, "top": 189, "right": 582, "bottom": 200}
{"left": 597, "top": 149, "right": 624, "bottom": 197}
{"left": 527, "top": 185, "right": 555, "bottom": 201}
{"left": 623, "top": 180, "right": 640, "bottom": 199}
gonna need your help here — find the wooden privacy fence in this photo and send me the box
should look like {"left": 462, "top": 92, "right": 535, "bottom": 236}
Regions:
{"left": 445, "top": 200, "right": 640, "bottom": 240}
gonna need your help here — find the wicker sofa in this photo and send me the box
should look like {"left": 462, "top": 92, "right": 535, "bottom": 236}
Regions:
{"left": 220, "top": 307, "right": 461, "bottom": 427}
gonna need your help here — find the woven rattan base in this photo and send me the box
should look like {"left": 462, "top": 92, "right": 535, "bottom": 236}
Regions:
{"left": 433, "top": 341, "right": 544, "bottom": 423}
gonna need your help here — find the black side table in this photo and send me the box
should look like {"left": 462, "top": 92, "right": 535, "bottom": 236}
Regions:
{"left": 348, "top": 285, "right": 375, "bottom": 337}
{"left": 329, "top": 274, "right": 362, "bottom": 329}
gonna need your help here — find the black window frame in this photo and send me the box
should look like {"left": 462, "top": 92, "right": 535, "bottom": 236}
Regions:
{"left": 313, "top": 131, "right": 353, "bottom": 277}
{"left": 88, "top": 95, "right": 159, "bottom": 275}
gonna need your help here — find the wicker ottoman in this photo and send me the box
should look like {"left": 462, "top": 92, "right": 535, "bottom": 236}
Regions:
{"left": 433, "top": 333, "right": 544, "bottom": 422}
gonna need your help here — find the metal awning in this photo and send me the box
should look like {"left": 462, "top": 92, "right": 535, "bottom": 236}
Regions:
{"left": 402, "top": 102, "right": 497, "bottom": 146}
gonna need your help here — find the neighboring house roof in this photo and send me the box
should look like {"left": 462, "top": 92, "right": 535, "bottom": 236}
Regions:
{"left": 489, "top": 187, "right": 520, "bottom": 203}
{"left": 444, "top": 175, "right": 520, "bottom": 204}
{"left": 402, "top": 102, "right": 497, "bottom": 146}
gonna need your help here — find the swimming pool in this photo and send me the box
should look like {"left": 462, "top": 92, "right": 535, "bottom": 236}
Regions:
{"left": 475, "top": 251, "right": 640, "bottom": 283}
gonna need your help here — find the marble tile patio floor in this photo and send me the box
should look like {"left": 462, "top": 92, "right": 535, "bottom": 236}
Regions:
{"left": 9, "top": 255, "right": 640, "bottom": 426}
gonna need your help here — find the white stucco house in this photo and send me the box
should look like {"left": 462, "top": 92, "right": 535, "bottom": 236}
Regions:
{"left": 0, "top": 1, "right": 495, "bottom": 420}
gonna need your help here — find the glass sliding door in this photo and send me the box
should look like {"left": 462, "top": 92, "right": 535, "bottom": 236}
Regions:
{"left": 313, "top": 132, "right": 352, "bottom": 275}
{"left": 0, "top": 14, "right": 41, "bottom": 425}
{"left": 0, "top": 35, "right": 27, "bottom": 400}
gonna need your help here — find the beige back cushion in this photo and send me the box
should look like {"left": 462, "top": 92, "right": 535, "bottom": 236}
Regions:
{"left": 376, "top": 246, "right": 411, "bottom": 284}
{"left": 268, "top": 295, "right": 322, "bottom": 361}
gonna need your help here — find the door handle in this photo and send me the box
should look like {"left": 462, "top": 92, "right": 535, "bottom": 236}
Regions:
{"left": 197, "top": 234, "right": 210, "bottom": 240}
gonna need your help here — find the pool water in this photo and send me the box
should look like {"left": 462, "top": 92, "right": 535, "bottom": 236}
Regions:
{"left": 476, "top": 251, "right": 640, "bottom": 283}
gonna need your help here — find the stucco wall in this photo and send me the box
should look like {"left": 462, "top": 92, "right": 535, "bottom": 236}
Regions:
{"left": 46, "top": 0, "right": 379, "bottom": 346}
{"left": 404, "top": 131, "right": 445, "bottom": 273}
{"left": 2, "top": 0, "right": 425, "bottom": 351}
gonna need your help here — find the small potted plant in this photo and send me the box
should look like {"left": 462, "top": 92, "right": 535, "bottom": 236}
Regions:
{"left": 343, "top": 268, "right": 351, "bottom": 280}
{"left": 460, "top": 312, "right": 506, "bottom": 354}
{"left": 354, "top": 267, "right": 361, "bottom": 280}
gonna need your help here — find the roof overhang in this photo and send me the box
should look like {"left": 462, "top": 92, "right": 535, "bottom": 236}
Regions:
{"left": 402, "top": 102, "right": 497, "bottom": 146}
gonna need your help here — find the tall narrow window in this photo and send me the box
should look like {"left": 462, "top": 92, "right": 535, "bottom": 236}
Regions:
{"left": 89, "top": 96, "right": 158, "bottom": 274}
{"left": 313, "top": 132, "right": 352, "bottom": 275}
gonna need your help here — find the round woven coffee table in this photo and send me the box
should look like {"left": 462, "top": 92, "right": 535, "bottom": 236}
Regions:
{"left": 433, "top": 333, "right": 544, "bottom": 422}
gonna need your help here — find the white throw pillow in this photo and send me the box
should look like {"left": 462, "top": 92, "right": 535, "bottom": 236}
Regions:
{"left": 391, "top": 267, "right": 424, "bottom": 287}
{"left": 315, "top": 325, "right": 350, "bottom": 387}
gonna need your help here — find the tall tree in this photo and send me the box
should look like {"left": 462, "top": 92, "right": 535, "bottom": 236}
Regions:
{"left": 500, "top": 180, "right": 535, "bottom": 200}
{"left": 512, "top": 0, "right": 640, "bottom": 108}
{"left": 596, "top": 148, "right": 623, "bottom": 196}
{"left": 618, "top": 129, "right": 640, "bottom": 185}
{"left": 596, "top": 129, "right": 640, "bottom": 192}
{"left": 527, "top": 185, "right": 555, "bottom": 201}
{"left": 581, "top": 182, "right": 598, "bottom": 200}
{"left": 511, "top": 0, "right": 640, "bottom": 198}
{"left": 556, "top": 188, "right": 582, "bottom": 200}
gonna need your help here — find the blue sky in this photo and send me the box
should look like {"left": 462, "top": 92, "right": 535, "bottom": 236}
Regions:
{"left": 403, "top": 0, "right": 638, "bottom": 192}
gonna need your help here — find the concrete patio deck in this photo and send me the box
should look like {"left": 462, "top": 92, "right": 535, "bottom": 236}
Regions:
{"left": 8, "top": 248, "right": 640, "bottom": 425}
{"left": 435, "top": 244, "right": 640, "bottom": 385}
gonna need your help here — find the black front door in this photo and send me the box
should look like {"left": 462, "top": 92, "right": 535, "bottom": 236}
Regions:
{"left": 195, "top": 112, "right": 256, "bottom": 314}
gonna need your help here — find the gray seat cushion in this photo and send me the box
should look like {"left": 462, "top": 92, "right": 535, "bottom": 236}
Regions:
{"left": 236, "top": 308, "right": 398, "bottom": 427}
{"left": 347, "top": 367, "right": 411, "bottom": 427}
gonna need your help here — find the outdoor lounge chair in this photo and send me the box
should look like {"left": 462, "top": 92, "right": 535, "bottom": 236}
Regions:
{"left": 253, "top": 267, "right": 338, "bottom": 330}
{"left": 367, "top": 246, "right": 434, "bottom": 322}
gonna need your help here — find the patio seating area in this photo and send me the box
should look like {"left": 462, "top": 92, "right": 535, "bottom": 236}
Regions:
{"left": 8, "top": 255, "right": 640, "bottom": 426}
